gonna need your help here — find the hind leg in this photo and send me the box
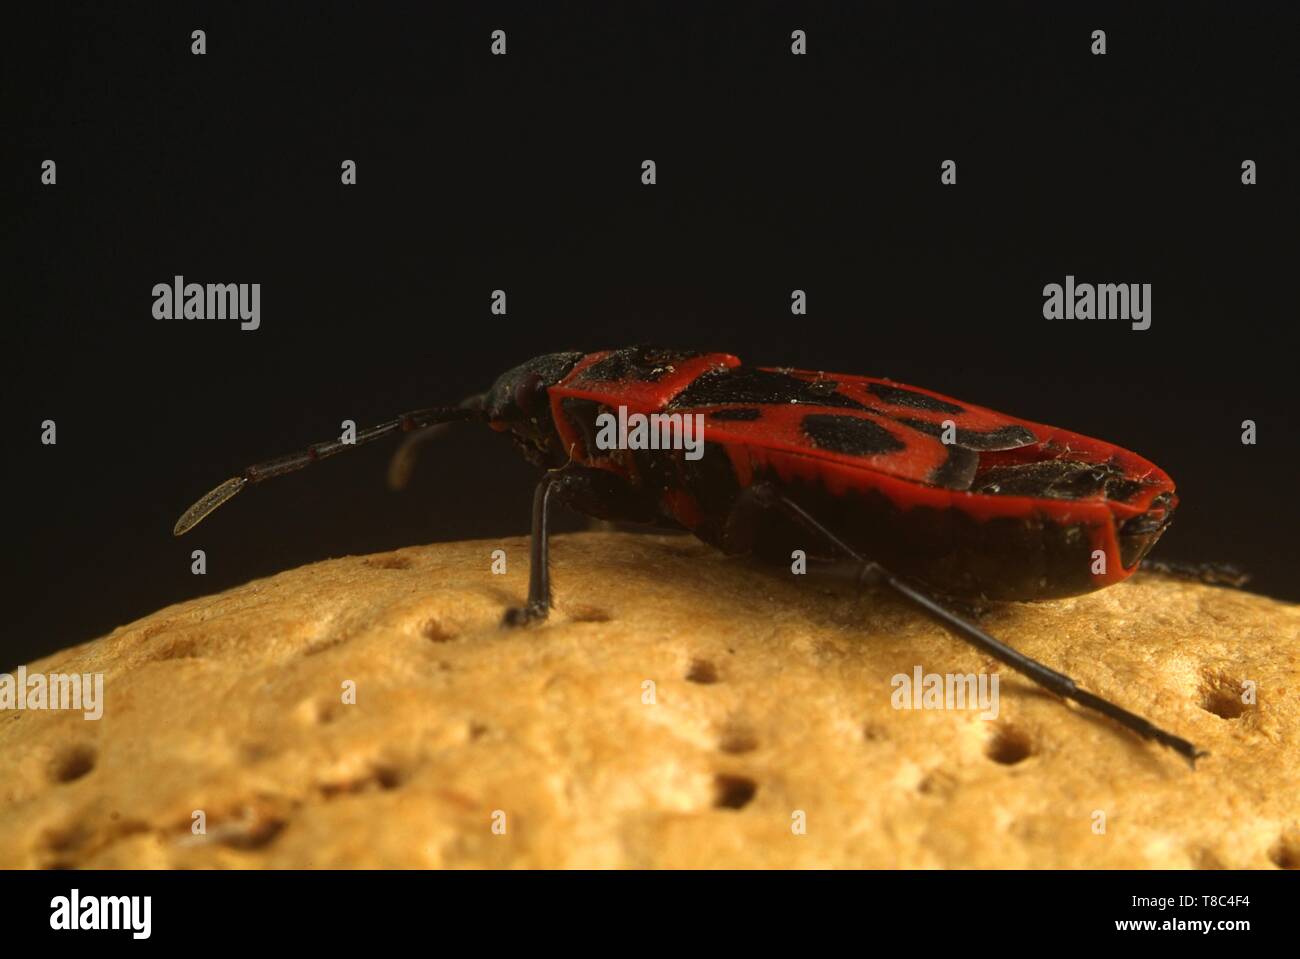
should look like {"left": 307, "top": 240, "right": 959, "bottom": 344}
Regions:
{"left": 721, "top": 481, "right": 1205, "bottom": 764}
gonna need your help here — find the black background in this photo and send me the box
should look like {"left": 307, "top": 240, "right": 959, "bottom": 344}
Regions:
{"left": 5, "top": 2, "right": 1297, "bottom": 670}
{"left": 0, "top": 868, "right": 1288, "bottom": 943}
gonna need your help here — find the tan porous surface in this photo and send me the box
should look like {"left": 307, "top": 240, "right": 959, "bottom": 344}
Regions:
{"left": 1, "top": 532, "right": 1296, "bottom": 868}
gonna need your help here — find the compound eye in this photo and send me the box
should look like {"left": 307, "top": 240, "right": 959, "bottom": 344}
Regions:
{"left": 512, "top": 372, "right": 546, "bottom": 415}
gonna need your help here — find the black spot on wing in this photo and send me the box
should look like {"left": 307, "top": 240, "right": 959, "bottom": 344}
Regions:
{"left": 707, "top": 407, "right": 762, "bottom": 421}
{"left": 1106, "top": 478, "right": 1148, "bottom": 502}
{"left": 669, "top": 367, "right": 868, "bottom": 410}
{"left": 970, "top": 459, "right": 1149, "bottom": 501}
{"left": 928, "top": 446, "right": 980, "bottom": 490}
{"left": 574, "top": 346, "right": 704, "bottom": 384}
{"left": 868, "top": 383, "right": 965, "bottom": 414}
{"left": 801, "top": 414, "right": 905, "bottom": 456}
{"left": 899, "top": 418, "right": 1038, "bottom": 451}
{"left": 802, "top": 378, "right": 843, "bottom": 402}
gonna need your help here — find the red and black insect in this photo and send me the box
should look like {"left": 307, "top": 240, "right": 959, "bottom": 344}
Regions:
{"left": 175, "top": 346, "right": 1199, "bottom": 762}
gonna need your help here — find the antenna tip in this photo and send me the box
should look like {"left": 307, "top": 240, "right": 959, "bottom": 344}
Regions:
{"left": 173, "top": 476, "right": 247, "bottom": 536}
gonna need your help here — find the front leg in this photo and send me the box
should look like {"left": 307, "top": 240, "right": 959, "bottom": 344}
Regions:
{"left": 503, "top": 465, "right": 660, "bottom": 626}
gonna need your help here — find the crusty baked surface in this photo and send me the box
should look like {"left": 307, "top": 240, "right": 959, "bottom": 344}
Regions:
{"left": 1, "top": 532, "right": 1296, "bottom": 868}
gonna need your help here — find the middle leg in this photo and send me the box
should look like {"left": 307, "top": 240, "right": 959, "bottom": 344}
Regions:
{"left": 503, "top": 464, "right": 662, "bottom": 626}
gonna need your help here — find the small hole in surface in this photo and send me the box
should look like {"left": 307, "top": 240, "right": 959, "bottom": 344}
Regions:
{"left": 686, "top": 659, "right": 719, "bottom": 684}
{"left": 319, "top": 762, "right": 405, "bottom": 797}
{"left": 1190, "top": 847, "right": 1225, "bottom": 870}
{"left": 50, "top": 745, "right": 96, "bottom": 784}
{"left": 862, "top": 723, "right": 887, "bottom": 742}
{"left": 314, "top": 701, "right": 340, "bottom": 725}
{"left": 985, "top": 727, "right": 1033, "bottom": 765}
{"left": 372, "top": 764, "right": 403, "bottom": 790}
{"left": 151, "top": 637, "right": 202, "bottom": 660}
{"left": 422, "top": 619, "right": 455, "bottom": 643}
{"left": 719, "top": 726, "right": 758, "bottom": 755}
{"left": 1199, "top": 672, "right": 1248, "bottom": 719}
{"left": 1269, "top": 836, "right": 1300, "bottom": 870}
{"left": 365, "top": 555, "right": 413, "bottom": 570}
{"left": 43, "top": 822, "right": 89, "bottom": 853}
{"left": 567, "top": 604, "right": 611, "bottom": 623}
{"left": 241, "top": 742, "right": 272, "bottom": 763}
{"left": 713, "top": 774, "right": 757, "bottom": 809}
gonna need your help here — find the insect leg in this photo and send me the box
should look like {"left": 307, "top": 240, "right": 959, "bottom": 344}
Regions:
{"left": 740, "top": 481, "right": 1206, "bottom": 765}
{"left": 503, "top": 465, "right": 661, "bottom": 626}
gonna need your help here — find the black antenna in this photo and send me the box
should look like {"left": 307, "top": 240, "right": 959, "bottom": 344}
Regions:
{"left": 173, "top": 406, "right": 485, "bottom": 536}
